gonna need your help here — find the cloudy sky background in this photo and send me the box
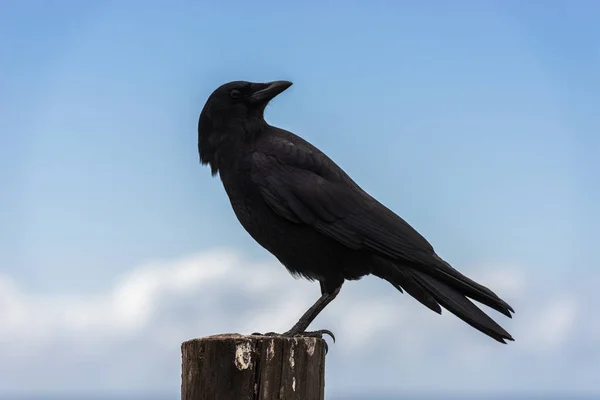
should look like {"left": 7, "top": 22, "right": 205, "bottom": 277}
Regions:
{"left": 1, "top": 0, "right": 599, "bottom": 398}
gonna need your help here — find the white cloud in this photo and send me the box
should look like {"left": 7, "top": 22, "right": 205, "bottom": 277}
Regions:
{"left": 521, "top": 297, "right": 578, "bottom": 352}
{"left": 0, "top": 249, "right": 597, "bottom": 396}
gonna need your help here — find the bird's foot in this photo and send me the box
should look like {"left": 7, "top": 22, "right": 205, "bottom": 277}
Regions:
{"left": 251, "top": 329, "right": 335, "bottom": 341}
{"left": 284, "top": 328, "right": 336, "bottom": 343}
{"left": 250, "top": 329, "right": 335, "bottom": 353}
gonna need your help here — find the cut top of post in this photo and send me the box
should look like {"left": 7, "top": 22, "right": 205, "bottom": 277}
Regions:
{"left": 181, "top": 333, "right": 327, "bottom": 400}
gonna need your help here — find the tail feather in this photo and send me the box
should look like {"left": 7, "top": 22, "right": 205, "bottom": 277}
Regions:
{"left": 429, "top": 254, "right": 515, "bottom": 317}
{"left": 410, "top": 269, "right": 514, "bottom": 343}
{"left": 388, "top": 269, "right": 442, "bottom": 314}
{"left": 373, "top": 256, "right": 514, "bottom": 343}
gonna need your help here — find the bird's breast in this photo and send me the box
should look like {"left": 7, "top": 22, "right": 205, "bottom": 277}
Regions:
{"left": 217, "top": 162, "right": 369, "bottom": 283}
{"left": 220, "top": 167, "right": 276, "bottom": 236}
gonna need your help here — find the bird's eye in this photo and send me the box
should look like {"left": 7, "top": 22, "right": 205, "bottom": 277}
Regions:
{"left": 230, "top": 89, "right": 241, "bottom": 99}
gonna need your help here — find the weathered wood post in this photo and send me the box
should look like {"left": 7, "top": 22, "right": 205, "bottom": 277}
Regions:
{"left": 181, "top": 333, "right": 327, "bottom": 400}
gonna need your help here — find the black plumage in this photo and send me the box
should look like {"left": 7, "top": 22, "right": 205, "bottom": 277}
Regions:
{"left": 198, "top": 80, "right": 514, "bottom": 344}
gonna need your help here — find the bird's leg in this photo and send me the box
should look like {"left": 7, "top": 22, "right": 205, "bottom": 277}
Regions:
{"left": 282, "top": 286, "right": 341, "bottom": 340}
{"left": 251, "top": 285, "right": 341, "bottom": 345}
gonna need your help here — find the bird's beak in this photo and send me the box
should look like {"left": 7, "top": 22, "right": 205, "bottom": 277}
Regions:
{"left": 251, "top": 81, "right": 293, "bottom": 102}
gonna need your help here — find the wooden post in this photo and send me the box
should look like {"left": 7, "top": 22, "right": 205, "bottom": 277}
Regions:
{"left": 181, "top": 333, "right": 327, "bottom": 400}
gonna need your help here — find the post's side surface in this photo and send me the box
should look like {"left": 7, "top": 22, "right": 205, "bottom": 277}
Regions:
{"left": 181, "top": 333, "right": 326, "bottom": 400}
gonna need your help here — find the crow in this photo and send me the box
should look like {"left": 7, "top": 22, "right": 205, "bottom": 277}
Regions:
{"left": 197, "top": 80, "right": 514, "bottom": 344}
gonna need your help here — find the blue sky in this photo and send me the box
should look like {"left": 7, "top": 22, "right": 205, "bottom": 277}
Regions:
{"left": 1, "top": 0, "right": 599, "bottom": 397}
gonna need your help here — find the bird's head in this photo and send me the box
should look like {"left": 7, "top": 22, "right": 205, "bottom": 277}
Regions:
{"left": 198, "top": 80, "right": 292, "bottom": 174}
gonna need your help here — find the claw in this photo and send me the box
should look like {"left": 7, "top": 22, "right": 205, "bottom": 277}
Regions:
{"left": 292, "top": 329, "right": 334, "bottom": 354}
{"left": 302, "top": 329, "right": 335, "bottom": 343}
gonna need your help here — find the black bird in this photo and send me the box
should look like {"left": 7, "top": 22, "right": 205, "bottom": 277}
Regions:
{"left": 198, "top": 80, "right": 515, "bottom": 344}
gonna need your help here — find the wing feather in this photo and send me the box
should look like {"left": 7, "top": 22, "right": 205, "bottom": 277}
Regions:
{"left": 251, "top": 143, "right": 434, "bottom": 262}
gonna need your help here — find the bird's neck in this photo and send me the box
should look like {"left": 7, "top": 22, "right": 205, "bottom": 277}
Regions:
{"left": 205, "top": 117, "right": 268, "bottom": 176}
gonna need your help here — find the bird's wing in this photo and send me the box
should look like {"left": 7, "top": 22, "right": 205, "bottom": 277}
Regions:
{"left": 250, "top": 139, "right": 435, "bottom": 264}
